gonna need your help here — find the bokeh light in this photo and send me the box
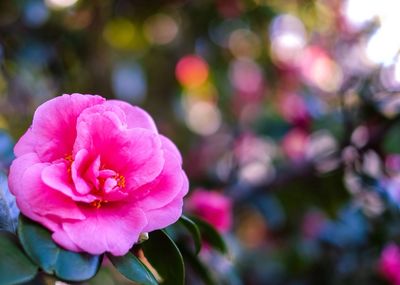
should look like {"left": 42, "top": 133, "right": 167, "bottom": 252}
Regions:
{"left": 144, "top": 13, "right": 179, "bottom": 45}
{"left": 45, "top": 0, "right": 78, "bottom": 9}
{"left": 300, "top": 46, "right": 343, "bottom": 92}
{"left": 229, "top": 59, "right": 263, "bottom": 94}
{"left": 342, "top": 0, "right": 376, "bottom": 30}
{"left": 23, "top": 0, "right": 49, "bottom": 27}
{"left": 112, "top": 62, "right": 147, "bottom": 104}
{"left": 270, "top": 14, "right": 307, "bottom": 66}
{"left": 184, "top": 100, "right": 221, "bottom": 136}
{"left": 228, "top": 29, "right": 261, "bottom": 59}
{"left": 175, "top": 55, "right": 209, "bottom": 89}
{"left": 103, "top": 18, "right": 143, "bottom": 51}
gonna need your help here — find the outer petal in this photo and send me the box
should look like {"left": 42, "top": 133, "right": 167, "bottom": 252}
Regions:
{"left": 142, "top": 172, "right": 188, "bottom": 232}
{"left": 14, "top": 128, "right": 36, "bottom": 157}
{"left": 16, "top": 94, "right": 104, "bottom": 161}
{"left": 62, "top": 205, "right": 147, "bottom": 256}
{"left": 132, "top": 148, "right": 187, "bottom": 210}
{"left": 20, "top": 163, "right": 85, "bottom": 222}
{"left": 107, "top": 100, "right": 158, "bottom": 132}
{"left": 52, "top": 230, "right": 82, "bottom": 252}
{"left": 8, "top": 153, "right": 41, "bottom": 196}
{"left": 160, "top": 135, "right": 182, "bottom": 164}
{"left": 75, "top": 105, "right": 164, "bottom": 189}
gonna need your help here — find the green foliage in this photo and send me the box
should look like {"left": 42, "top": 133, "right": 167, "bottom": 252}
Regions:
{"left": 108, "top": 251, "right": 158, "bottom": 285}
{"left": 0, "top": 214, "right": 228, "bottom": 285}
{"left": 180, "top": 246, "right": 218, "bottom": 285}
{"left": 189, "top": 216, "right": 228, "bottom": 254}
{"left": 179, "top": 215, "right": 202, "bottom": 254}
{"left": 17, "top": 215, "right": 102, "bottom": 282}
{"left": 141, "top": 230, "right": 185, "bottom": 285}
{"left": 0, "top": 231, "right": 37, "bottom": 285}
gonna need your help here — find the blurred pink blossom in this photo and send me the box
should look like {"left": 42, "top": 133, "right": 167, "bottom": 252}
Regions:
{"left": 186, "top": 189, "right": 232, "bottom": 233}
{"left": 379, "top": 243, "right": 400, "bottom": 285}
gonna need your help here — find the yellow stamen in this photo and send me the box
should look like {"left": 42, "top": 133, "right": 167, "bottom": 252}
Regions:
{"left": 115, "top": 174, "right": 126, "bottom": 188}
{"left": 90, "top": 200, "right": 108, "bottom": 209}
{"left": 65, "top": 154, "right": 73, "bottom": 173}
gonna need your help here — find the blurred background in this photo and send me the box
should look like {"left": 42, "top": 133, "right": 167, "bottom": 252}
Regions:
{"left": 2, "top": 0, "right": 400, "bottom": 284}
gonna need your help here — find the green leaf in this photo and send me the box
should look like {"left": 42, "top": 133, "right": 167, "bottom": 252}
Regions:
{"left": 0, "top": 231, "right": 38, "bottom": 285}
{"left": 189, "top": 216, "right": 227, "bottom": 254}
{"left": 108, "top": 251, "right": 158, "bottom": 285}
{"left": 141, "top": 230, "right": 184, "bottom": 285}
{"left": 88, "top": 267, "right": 115, "bottom": 285}
{"left": 179, "top": 215, "right": 202, "bottom": 254}
{"left": 180, "top": 245, "right": 218, "bottom": 285}
{"left": 17, "top": 215, "right": 102, "bottom": 282}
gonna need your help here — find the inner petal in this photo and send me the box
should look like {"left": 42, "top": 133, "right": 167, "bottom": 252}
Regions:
{"left": 71, "top": 149, "right": 93, "bottom": 195}
{"left": 69, "top": 151, "right": 129, "bottom": 204}
{"left": 103, "top": 177, "right": 117, "bottom": 193}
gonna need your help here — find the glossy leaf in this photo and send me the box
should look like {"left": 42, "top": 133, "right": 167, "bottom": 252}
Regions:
{"left": 179, "top": 215, "right": 202, "bottom": 254}
{"left": 108, "top": 251, "right": 158, "bottom": 285}
{"left": 0, "top": 231, "right": 38, "bottom": 285}
{"left": 189, "top": 216, "right": 227, "bottom": 254}
{"left": 0, "top": 172, "right": 19, "bottom": 233}
{"left": 141, "top": 230, "right": 184, "bottom": 285}
{"left": 180, "top": 245, "right": 218, "bottom": 285}
{"left": 17, "top": 215, "right": 102, "bottom": 282}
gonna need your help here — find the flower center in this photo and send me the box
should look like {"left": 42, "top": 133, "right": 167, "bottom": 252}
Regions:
{"left": 90, "top": 199, "right": 108, "bottom": 209}
{"left": 115, "top": 174, "right": 126, "bottom": 188}
{"left": 65, "top": 154, "right": 73, "bottom": 173}
{"left": 65, "top": 153, "right": 127, "bottom": 206}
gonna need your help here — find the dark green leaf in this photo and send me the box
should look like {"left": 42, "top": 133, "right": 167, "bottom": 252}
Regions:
{"left": 0, "top": 172, "right": 19, "bottom": 233}
{"left": 88, "top": 267, "right": 115, "bottom": 285}
{"left": 189, "top": 216, "right": 227, "bottom": 254}
{"left": 141, "top": 230, "right": 184, "bottom": 285}
{"left": 108, "top": 251, "right": 158, "bottom": 285}
{"left": 179, "top": 215, "right": 202, "bottom": 254}
{"left": 180, "top": 245, "right": 218, "bottom": 285}
{"left": 17, "top": 215, "right": 102, "bottom": 282}
{"left": 0, "top": 231, "right": 38, "bottom": 285}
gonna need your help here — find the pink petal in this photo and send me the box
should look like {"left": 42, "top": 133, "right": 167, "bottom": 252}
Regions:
{"left": 160, "top": 135, "right": 183, "bottom": 164}
{"left": 71, "top": 149, "right": 92, "bottom": 195}
{"left": 52, "top": 229, "right": 82, "bottom": 252}
{"left": 21, "top": 163, "right": 85, "bottom": 221}
{"left": 132, "top": 148, "right": 188, "bottom": 210}
{"left": 75, "top": 107, "right": 164, "bottom": 189}
{"left": 143, "top": 192, "right": 185, "bottom": 232}
{"left": 14, "top": 128, "right": 36, "bottom": 157}
{"left": 8, "top": 153, "right": 41, "bottom": 196}
{"left": 41, "top": 162, "right": 98, "bottom": 203}
{"left": 18, "top": 94, "right": 104, "bottom": 161}
{"left": 141, "top": 171, "right": 188, "bottom": 232}
{"left": 85, "top": 155, "right": 101, "bottom": 189}
{"left": 63, "top": 204, "right": 147, "bottom": 256}
{"left": 107, "top": 100, "right": 158, "bottom": 132}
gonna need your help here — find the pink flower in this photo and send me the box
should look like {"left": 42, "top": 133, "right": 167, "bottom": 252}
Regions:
{"left": 186, "top": 189, "right": 232, "bottom": 233}
{"left": 9, "top": 94, "right": 188, "bottom": 256}
{"left": 379, "top": 243, "right": 400, "bottom": 285}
